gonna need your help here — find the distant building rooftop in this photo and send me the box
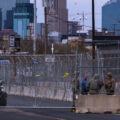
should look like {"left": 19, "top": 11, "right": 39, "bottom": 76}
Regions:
{"left": 0, "top": 29, "right": 17, "bottom": 36}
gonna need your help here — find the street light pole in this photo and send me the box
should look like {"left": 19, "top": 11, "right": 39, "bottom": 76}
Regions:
{"left": 92, "top": 0, "right": 95, "bottom": 60}
{"left": 33, "top": 0, "right": 37, "bottom": 54}
{"left": 71, "top": 33, "right": 79, "bottom": 113}
{"left": 44, "top": 7, "right": 48, "bottom": 55}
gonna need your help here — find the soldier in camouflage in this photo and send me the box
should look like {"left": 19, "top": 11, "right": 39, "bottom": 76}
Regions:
{"left": 87, "top": 74, "right": 103, "bottom": 94}
{"left": 104, "top": 72, "right": 115, "bottom": 95}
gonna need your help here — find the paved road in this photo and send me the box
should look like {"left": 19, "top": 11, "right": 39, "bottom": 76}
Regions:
{"left": 7, "top": 95, "right": 72, "bottom": 107}
{"left": 0, "top": 108, "right": 120, "bottom": 120}
{"left": 0, "top": 95, "right": 120, "bottom": 120}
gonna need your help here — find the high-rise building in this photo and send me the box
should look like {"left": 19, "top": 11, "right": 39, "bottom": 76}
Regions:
{"left": 47, "top": 0, "right": 68, "bottom": 35}
{"left": 0, "top": 0, "right": 16, "bottom": 29}
{"left": 68, "top": 21, "right": 82, "bottom": 35}
{"left": 13, "top": 2, "right": 34, "bottom": 39}
{"left": 27, "top": 23, "right": 42, "bottom": 40}
{"left": 0, "top": 0, "right": 30, "bottom": 30}
{"left": 4, "top": 10, "right": 14, "bottom": 29}
{"left": 102, "top": 0, "right": 120, "bottom": 35}
{"left": 16, "top": 0, "right": 30, "bottom": 3}
{"left": 0, "top": 8, "right": 2, "bottom": 30}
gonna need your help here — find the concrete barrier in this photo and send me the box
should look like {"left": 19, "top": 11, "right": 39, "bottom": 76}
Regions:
{"left": 76, "top": 94, "right": 120, "bottom": 114}
{"left": 115, "top": 83, "right": 120, "bottom": 94}
{"left": 5, "top": 85, "right": 72, "bottom": 102}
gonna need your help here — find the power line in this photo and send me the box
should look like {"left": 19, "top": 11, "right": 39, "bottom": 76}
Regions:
{"left": 69, "top": 12, "right": 101, "bottom": 16}
{"left": 79, "top": 11, "right": 87, "bottom": 31}
{"left": 48, "top": 14, "right": 103, "bottom": 30}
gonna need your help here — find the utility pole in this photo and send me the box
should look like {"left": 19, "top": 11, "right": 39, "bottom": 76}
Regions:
{"left": 66, "top": 20, "right": 69, "bottom": 54}
{"left": 92, "top": 0, "right": 95, "bottom": 75}
{"left": 77, "top": 12, "right": 87, "bottom": 31}
{"left": 33, "top": 0, "right": 37, "bottom": 54}
{"left": 44, "top": 7, "right": 48, "bottom": 55}
{"left": 71, "top": 39, "right": 79, "bottom": 112}
{"left": 92, "top": 0, "right": 95, "bottom": 60}
{"left": 81, "top": 12, "right": 87, "bottom": 31}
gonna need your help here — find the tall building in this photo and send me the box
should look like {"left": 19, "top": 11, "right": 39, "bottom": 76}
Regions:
{"left": 0, "top": 0, "right": 30, "bottom": 30}
{"left": 68, "top": 21, "right": 82, "bottom": 35}
{"left": 27, "top": 23, "right": 42, "bottom": 40}
{"left": 4, "top": 10, "right": 13, "bottom": 29}
{"left": 47, "top": 0, "right": 68, "bottom": 35}
{"left": 102, "top": 0, "right": 120, "bottom": 35}
{"left": 16, "top": 0, "right": 30, "bottom": 3}
{"left": 0, "top": 8, "right": 2, "bottom": 30}
{"left": 0, "top": 0, "right": 16, "bottom": 29}
{"left": 13, "top": 2, "right": 34, "bottom": 39}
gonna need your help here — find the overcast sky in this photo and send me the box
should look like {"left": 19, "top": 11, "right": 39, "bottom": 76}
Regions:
{"left": 31, "top": 0, "right": 109, "bottom": 30}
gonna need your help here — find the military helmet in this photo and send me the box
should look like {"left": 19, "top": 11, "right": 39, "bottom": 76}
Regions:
{"left": 93, "top": 74, "right": 99, "bottom": 80}
{"left": 107, "top": 72, "right": 112, "bottom": 77}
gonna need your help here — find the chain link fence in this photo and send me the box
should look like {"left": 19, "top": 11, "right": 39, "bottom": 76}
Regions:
{"left": 0, "top": 52, "right": 120, "bottom": 106}
{"left": 0, "top": 52, "right": 120, "bottom": 88}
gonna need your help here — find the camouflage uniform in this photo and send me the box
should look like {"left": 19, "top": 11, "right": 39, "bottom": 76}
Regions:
{"left": 87, "top": 74, "right": 103, "bottom": 94}
{"left": 104, "top": 72, "right": 115, "bottom": 95}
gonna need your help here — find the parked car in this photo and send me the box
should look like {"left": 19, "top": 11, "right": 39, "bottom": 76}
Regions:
{"left": 0, "top": 81, "right": 7, "bottom": 106}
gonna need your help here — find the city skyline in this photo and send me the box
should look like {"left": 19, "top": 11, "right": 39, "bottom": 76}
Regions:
{"left": 31, "top": 0, "right": 109, "bottom": 31}
{"left": 0, "top": 0, "right": 110, "bottom": 31}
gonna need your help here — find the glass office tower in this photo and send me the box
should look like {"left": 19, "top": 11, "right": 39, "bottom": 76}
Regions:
{"left": 13, "top": 3, "right": 34, "bottom": 39}
{"left": 0, "top": 0, "right": 16, "bottom": 29}
{"left": 16, "top": 0, "right": 30, "bottom": 3}
{"left": 102, "top": 0, "right": 120, "bottom": 35}
{"left": 0, "top": 9, "right": 2, "bottom": 30}
{"left": 0, "top": 0, "right": 30, "bottom": 30}
{"left": 4, "top": 10, "right": 14, "bottom": 29}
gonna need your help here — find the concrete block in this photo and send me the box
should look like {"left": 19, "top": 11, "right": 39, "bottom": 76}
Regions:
{"left": 54, "top": 88, "right": 64, "bottom": 101}
{"left": 76, "top": 94, "right": 120, "bottom": 114}
{"left": 62, "top": 89, "right": 72, "bottom": 102}
{"left": 6, "top": 85, "right": 72, "bottom": 102}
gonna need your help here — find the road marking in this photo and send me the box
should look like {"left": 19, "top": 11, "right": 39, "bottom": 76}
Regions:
{"left": 0, "top": 109, "right": 66, "bottom": 120}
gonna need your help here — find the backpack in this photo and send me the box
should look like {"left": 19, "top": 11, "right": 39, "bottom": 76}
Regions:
{"left": 90, "top": 80, "right": 99, "bottom": 90}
